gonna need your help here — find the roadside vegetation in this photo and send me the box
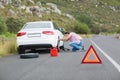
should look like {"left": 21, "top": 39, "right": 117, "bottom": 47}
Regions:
{"left": 0, "top": 33, "right": 16, "bottom": 57}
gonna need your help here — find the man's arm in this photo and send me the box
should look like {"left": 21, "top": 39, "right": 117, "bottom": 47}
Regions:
{"left": 59, "top": 37, "right": 69, "bottom": 41}
{"left": 59, "top": 34, "right": 70, "bottom": 41}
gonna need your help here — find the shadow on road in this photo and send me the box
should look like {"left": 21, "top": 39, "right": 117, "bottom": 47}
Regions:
{"left": 25, "top": 49, "right": 50, "bottom": 54}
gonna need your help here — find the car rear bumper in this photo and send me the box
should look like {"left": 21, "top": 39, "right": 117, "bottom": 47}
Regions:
{"left": 17, "top": 37, "right": 58, "bottom": 48}
{"left": 18, "top": 44, "right": 53, "bottom": 49}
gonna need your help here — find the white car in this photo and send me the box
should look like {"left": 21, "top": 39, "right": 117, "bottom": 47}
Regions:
{"left": 16, "top": 21, "right": 64, "bottom": 54}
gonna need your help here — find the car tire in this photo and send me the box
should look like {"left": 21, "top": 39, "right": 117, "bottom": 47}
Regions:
{"left": 17, "top": 47, "right": 25, "bottom": 54}
{"left": 57, "top": 41, "right": 61, "bottom": 52}
{"left": 20, "top": 53, "right": 39, "bottom": 59}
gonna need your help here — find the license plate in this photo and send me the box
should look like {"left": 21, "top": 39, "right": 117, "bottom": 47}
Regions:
{"left": 27, "top": 33, "right": 41, "bottom": 37}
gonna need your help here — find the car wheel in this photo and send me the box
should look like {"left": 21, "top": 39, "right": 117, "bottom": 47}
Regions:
{"left": 17, "top": 47, "right": 25, "bottom": 54}
{"left": 57, "top": 41, "right": 61, "bottom": 52}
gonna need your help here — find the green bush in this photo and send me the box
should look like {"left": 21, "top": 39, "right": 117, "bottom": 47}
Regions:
{"left": 89, "top": 24, "right": 101, "bottom": 34}
{"left": 73, "top": 22, "right": 91, "bottom": 34}
{"left": 117, "top": 26, "right": 120, "bottom": 33}
{"left": 4, "top": 32, "right": 15, "bottom": 38}
{"left": 76, "top": 14, "right": 93, "bottom": 25}
{"left": 76, "top": 14, "right": 97, "bottom": 33}
{"left": 100, "top": 0, "right": 120, "bottom": 6}
{"left": 0, "top": 14, "right": 7, "bottom": 34}
{"left": 6, "top": 17, "right": 25, "bottom": 33}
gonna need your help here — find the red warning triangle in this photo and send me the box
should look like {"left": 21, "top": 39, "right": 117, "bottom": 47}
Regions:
{"left": 81, "top": 45, "right": 102, "bottom": 64}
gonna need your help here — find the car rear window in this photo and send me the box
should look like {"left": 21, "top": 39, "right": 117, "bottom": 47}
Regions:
{"left": 23, "top": 22, "right": 51, "bottom": 29}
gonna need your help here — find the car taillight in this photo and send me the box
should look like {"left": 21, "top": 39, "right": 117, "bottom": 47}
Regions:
{"left": 42, "top": 31, "right": 54, "bottom": 35}
{"left": 17, "top": 32, "right": 26, "bottom": 37}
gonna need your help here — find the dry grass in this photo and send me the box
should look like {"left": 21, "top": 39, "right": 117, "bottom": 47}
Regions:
{"left": 0, "top": 38, "right": 16, "bottom": 57}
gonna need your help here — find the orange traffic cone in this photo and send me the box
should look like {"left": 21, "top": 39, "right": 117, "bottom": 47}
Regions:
{"left": 50, "top": 47, "right": 58, "bottom": 57}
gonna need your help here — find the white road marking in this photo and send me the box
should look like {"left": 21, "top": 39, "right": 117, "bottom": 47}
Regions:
{"left": 90, "top": 40, "right": 120, "bottom": 72}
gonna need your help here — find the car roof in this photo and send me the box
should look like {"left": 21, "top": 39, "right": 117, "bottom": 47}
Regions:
{"left": 26, "top": 21, "right": 53, "bottom": 24}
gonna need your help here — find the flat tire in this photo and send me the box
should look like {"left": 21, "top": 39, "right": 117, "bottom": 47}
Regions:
{"left": 20, "top": 53, "right": 39, "bottom": 59}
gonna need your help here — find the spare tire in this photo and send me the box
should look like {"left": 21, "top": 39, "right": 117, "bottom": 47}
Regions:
{"left": 20, "top": 53, "right": 39, "bottom": 59}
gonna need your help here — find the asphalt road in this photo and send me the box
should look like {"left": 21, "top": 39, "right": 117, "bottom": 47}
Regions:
{"left": 0, "top": 35, "right": 120, "bottom": 80}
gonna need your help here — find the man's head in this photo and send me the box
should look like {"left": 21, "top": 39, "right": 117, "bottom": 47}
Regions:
{"left": 64, "top": 31, "right": 70, "bottom": 34}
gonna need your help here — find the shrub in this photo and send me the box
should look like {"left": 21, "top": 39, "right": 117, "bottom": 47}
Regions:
{"left": 0, "top": 14, "right": 7, "bottom": 34}
{"left": 76, "top": 14, "right": 97, "bottom": 34}
{"left": 6, "top": 17, "right": 25, "bottom": 33}
{"left": 73, "top": 22, "right": 91, "bottom": 34}
{"left": 76, "top": 14, "right": 93, "bottom": 25}
{"left": 117, "top": 26, "right": 120, "bottom": 33}
{"left": 90, "top": 24, "right": 101, "bottom": 34}
{"left": 5, "top": 32, "right": 15, "bottom": 38}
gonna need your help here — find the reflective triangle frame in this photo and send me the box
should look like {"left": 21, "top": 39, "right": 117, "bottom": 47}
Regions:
{"left": 81, "top": 45, "right": 102, "bottom": 64}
